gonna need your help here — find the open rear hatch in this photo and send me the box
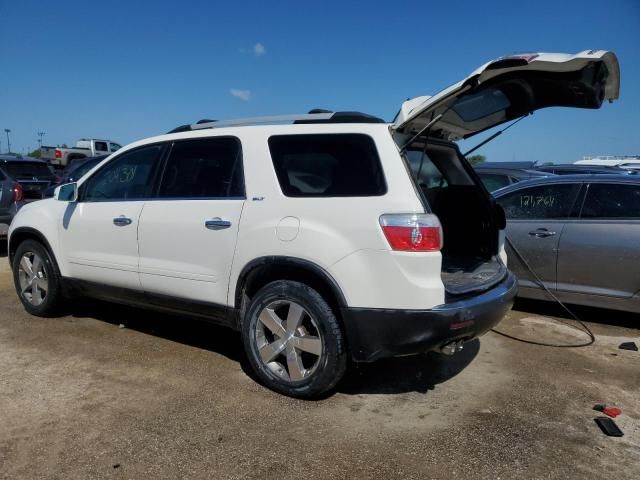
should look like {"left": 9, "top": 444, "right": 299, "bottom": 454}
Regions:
{"left": 392, "top": 50, "right": 620, "bottom": 296}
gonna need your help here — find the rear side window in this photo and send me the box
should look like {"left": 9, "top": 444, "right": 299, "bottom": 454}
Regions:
{"left": 581, "top": 183, "right": 640, "bottom": 219}
{"left": 497, "top": 184, "right": 581, "bottom": 219}
{"left": 268, "top": 134, "right": 386, "bottom": 197}
{"left": 158, "top": 137, "right": 244, "bottom": 199}
{"left": 94, "top": 141, "right": 108, "bottom": 152}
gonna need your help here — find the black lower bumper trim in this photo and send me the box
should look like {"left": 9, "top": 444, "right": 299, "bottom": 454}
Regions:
{"left": 341, "top": 272, "right": 518, "bottom": 362}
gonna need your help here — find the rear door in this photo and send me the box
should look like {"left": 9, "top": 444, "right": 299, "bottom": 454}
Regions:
{"left": 557, "top": 182, "right": 640, "bottom": 297}
{"left": 392, "top": 51, "right": 619, "bottom": 141}
{"left": 496, "top": 182, "right": 582, "bottom": 291}
{"left": 138, "top": 136, "right": 245, "bottom": 305}
{"left": 59, "top": 144, "right": 165, "bottom": 289}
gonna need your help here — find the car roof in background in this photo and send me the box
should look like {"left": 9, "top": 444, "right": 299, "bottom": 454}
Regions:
{"left": 475, "top": 167, "right": 551, "bottom": 177}
{"left": 492, "top": 174, "right": 640, "bottom": 196}
{"left": 0, "top": 155, "right": 47, "bottom": 164}
{"left": 474, "top": 161, "right": 538, "bottom": 169}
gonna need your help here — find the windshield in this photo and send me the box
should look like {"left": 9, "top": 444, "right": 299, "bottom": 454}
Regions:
{"left": 65, "top": 159, "right": 100, "bottom": 182}
{"left": 1, "top": 161, "right": 55, "bottom": 179}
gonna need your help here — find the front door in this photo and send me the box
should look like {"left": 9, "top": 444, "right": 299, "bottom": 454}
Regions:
{"left": 138, "top": 136, "right": 245, "bottom": 305}
{"left": 59, "top": 144, "right": 165, "bottom": 289}
{"left": 496, "top": 182, "right": 582, "bottom": 292}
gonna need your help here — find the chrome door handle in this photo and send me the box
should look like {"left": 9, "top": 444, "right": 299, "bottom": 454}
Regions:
{"left": 528, "top": 228, "right": 556, "bottom": 238}
{"left": 113, "top": 216, "right": 132, "bottom": 226}
{"left": 205, "top": 218, "right": 232, "bottom": 230}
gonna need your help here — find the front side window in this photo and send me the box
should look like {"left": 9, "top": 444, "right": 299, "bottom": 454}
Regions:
{"left": 110, "top": 143, "right": 122, "bottom": 152}
{"left": 158, "top": 137, "right": 243, "bottom": 198}
{"left": 581, "top": 183, "right": 640, "bottom": 219}
{"left": 82, "top": 145, "right": 163, "bottom": 201}
{"left": 498, "top": 183, "right": 581, "bottom": 219}
{"left": 94, "top": 141, "right": 108, "bottom": 152}
{"left": 268, "top": 134, "right": 386, "bottom": 197}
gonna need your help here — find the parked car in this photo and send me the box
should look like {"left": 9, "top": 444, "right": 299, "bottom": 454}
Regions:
{"left": 41, "top": 139, "right": 121, "bottom": 168}
{"left": 494, "top": 175, "right": 640, "bottom": 313}
{"left": 0, "top": 156, "right": 58, "bottom": 237}
{"left": 534, "top": 164, "right": 637, "bottom": 175}
{"left": 473, "top": 165, "right": 552, "bottom": 192}
{"left": 43, "top": 156, "right": 105, "bottom": 198}
{"left": 8, "top": 50, "right": 619, "bottom": 397}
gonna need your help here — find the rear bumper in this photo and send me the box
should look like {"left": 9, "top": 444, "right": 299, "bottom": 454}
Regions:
{"left": 341, "top": 272, "right": 517, "bottom": 362}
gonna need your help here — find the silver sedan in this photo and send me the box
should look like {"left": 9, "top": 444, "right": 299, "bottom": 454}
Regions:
{"left": 494, "top": 175, "right": 640, "bottom": 313}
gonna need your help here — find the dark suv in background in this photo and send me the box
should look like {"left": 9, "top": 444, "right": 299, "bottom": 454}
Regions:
{"left": 0, "top": 156, "right": 58, "bottom": 238}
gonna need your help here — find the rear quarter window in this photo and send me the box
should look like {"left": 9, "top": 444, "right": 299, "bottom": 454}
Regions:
{"left": 581, "top": 183, "right": 640, "bottom": 219}
{"left": 268, "top": 134, "right": 386, "bottom": 197}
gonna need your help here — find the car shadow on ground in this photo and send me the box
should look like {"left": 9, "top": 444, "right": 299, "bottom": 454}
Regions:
{"left": 337, "top": 340, "right": 479, "bottom": 395}
{"left": 513, "top": 298, "right": 640, "bottom": 330}
{"left": 68, "top": 299, "right": 479, "bottom": 397}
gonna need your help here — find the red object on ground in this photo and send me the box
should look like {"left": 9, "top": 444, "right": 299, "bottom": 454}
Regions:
{"left": 602, "top": 407, "right": 622, "bottom": 418}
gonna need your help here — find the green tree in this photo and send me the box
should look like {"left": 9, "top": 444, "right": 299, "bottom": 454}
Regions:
{"left": 28, "top": 149, "right": 42, "bottom": 158}
{"left": 467, "top": 154, "right": 486, "bottom": 166}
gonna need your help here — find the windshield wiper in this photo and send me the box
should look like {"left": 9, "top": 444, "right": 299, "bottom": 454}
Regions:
{"left": 463, "top": 114, "right": 530, "bottom": 157}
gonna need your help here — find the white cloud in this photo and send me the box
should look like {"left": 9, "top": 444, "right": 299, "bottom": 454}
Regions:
{"left": 230, "top": 88, "right": 252, "bottom": 101}
{"left": 253, "top": 43, "right": 266, "bottom": 56}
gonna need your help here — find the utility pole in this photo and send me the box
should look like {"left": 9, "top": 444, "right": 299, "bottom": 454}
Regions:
{"left": 4, "top": 129, "right": 11, "bottom": 154}
{"left": 37, "top": 131, "right": 46, "bottom": 150}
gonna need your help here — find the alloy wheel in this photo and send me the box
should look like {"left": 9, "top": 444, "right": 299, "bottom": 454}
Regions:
{"left": 17, "top": 251, "right": 48, "bottom": 306}
{"left": 254, "top": 300, "right": 324, "bottom": 382}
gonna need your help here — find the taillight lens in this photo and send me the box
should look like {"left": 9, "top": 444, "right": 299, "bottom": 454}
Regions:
{"left": 12, "top": 182, "right": 24, "bottom": 202}
{"left": 380, "top": 213, "right": 443, "bottom": 252}
{"left": 55, "top": 149, "right": 62, "bottom": 158}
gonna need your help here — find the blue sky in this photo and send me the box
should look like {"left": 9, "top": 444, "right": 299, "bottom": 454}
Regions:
{"left": 1, "top": 0, "right": 638, "bottom": 163}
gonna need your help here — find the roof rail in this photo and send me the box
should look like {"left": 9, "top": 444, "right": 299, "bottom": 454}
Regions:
{"left": 167, "top": 110, "right": 386, "bottom": 134}
{"left": 191, "top": 113, "right": 333, "bottom": 130}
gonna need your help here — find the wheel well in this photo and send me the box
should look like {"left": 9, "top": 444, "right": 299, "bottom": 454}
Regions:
{"left": 236, "top": 257, "right": 347, "bottom": 319}
{"left": 9, "top": 228, "right": 60, "bottom": 275}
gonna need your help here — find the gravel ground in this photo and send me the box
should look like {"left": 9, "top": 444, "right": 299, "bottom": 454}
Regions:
{"left": 1, "top": 244, "right": 639, "bottom": 479}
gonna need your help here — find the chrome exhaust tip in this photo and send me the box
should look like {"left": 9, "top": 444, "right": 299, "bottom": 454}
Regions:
{"left": 440, "top": 340, "right": 465, "bottom": 356}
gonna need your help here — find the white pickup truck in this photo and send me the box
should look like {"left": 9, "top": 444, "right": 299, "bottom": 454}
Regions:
{"left": 41, "top": 139, "right": 122, "bottom": 168}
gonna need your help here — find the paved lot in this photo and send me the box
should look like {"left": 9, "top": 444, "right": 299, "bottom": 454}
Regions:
{"left": 1, "top": 243, "right": 639, "bottom": 479}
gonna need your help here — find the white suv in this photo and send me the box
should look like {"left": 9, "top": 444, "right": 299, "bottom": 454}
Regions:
{"left": 8, "top": 51, "right": 619, "bottom": 398}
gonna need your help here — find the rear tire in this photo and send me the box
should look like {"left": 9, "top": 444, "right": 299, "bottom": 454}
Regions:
{"left": 241, "top": 280, "right": 347, "bottom": 398}
{"left": 12, "top": 240, "right": 65, "bottom": 317}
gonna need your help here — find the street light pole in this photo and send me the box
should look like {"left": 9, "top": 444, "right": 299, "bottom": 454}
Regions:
{"left": 37, "top": 131, "right": 46, "bottom": 151}
{"left": 4, "top": 129, "right": 11, "bottom": 154}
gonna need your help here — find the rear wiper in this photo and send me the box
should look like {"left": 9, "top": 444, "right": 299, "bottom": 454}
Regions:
{"left": 463, "top": 114, "right": 530, "bottom": 157}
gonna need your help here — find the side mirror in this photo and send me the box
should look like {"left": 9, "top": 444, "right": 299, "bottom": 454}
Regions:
{"left": 55, "top": 183, "right": 78, "bottom": 202}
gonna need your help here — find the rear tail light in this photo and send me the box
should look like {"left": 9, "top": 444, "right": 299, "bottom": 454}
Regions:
{"left": 12, "top": 182, "right": 24, "bottom": 202}
{"left": 55, "top": 149, "right": 62, "bottom": 159}
{"left": 379, "top": 213, "right": 443, "bottom": 252}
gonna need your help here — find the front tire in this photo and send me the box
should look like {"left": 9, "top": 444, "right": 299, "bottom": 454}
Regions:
{"left": 241, "top": 280, "right": 346, "bottom": 398}
{"left": 12, "top": 240, "right": 65, "bottom": 317}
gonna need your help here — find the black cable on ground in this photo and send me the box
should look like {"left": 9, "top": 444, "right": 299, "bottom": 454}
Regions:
{"left": 491, "top": 236, "right": 596, "bottom": 348}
